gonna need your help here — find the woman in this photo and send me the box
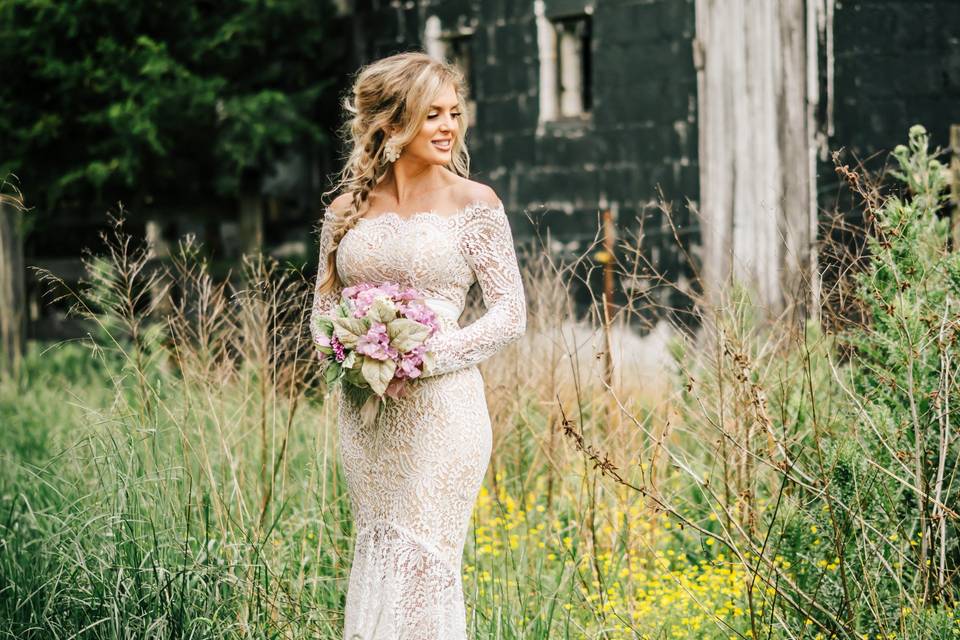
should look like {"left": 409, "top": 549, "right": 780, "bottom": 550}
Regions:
{"left": 309, "top": 51, "right": 527, "bottom": 639}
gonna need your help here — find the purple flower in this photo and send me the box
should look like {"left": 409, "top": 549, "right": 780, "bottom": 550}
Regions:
{"left": 334, "top": 283, "right": 441, "bottom": 384}
{"left": 331, "top": 335, "right": 346, "bottom": 362}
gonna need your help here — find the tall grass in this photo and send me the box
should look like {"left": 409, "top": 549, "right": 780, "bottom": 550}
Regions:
{"left": 1, "top": 126, "right": 958, "bottom": 639}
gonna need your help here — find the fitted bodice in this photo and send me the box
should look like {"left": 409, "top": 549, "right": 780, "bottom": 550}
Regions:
{"left": 310, "top": 198, "right": 527, "bottom": 379}
{"left": 335, "top": 211, "right": 477, "bottom": 329}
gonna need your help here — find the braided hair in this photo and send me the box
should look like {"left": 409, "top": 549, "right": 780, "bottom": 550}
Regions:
{"left": 316, "top": 51, "right": 471, "bottom": 295}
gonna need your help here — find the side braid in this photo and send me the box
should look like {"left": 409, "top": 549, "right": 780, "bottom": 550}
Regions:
{"left": 316, "top": 145, "right": 385, "bottom": 295}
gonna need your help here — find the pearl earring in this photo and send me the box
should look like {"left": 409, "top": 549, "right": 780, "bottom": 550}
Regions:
{"left": 383, "top": 136, "right": 402, "bottom": 163}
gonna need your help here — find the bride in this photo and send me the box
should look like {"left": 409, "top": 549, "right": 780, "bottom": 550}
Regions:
{"left": 309, "top": 51, "right": 527, "bottom": 639}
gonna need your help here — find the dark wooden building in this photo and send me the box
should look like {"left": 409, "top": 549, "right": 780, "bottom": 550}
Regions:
{"left": 4, "top": 0, "right": 959, "bottom": 365}
{"left": 343, "top": 0, "right": 960, "bottom": 317}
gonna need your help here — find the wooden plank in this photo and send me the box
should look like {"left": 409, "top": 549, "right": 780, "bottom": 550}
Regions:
{"left": 694, "top": 0, "right": 821, "bottom": 316}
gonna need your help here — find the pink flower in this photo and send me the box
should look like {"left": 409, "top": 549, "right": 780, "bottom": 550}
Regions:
{"left": 385, "top": 377, "right": 408, "bottom": 400}
{"left": 351, "top": 288, "right": 389, "bottom": 318}
{"left": 396, "top": 358, "right": 423, "bottom": 379}
{"left": 331, "top": 282, "right": 444, "bottom": 393}
{"left": 399, "top": 301, "right": 440, "bottom": 335}
{"left": 377, "top": 282, "right": 401, "bottom": 298}
{"left": 342, "top": 283, "right": 376, "bottom": 298}
{"left": 398, "top": 287, "right": 419, "bottom": 301}
{"left": 356, "top": 321, "right": 399, "bottom": 361}
{"left": 395, "top": 344, "right": 426, "bottom": 379}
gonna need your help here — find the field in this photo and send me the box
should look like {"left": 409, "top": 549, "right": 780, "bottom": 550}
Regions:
{"left": 1, "top": 127, "right": 958, "bottom": 639}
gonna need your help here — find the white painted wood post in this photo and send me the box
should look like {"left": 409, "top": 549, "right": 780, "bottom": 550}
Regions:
{"left": 424, "top": 15, "right": 445, "bottom": 61}
{"left": 694, "top": 0, "right": 831, "bottom": 318}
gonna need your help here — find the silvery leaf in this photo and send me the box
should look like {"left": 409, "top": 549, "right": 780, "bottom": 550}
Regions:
{"left": 387, "top": 318, "right": 431, "bottom": 352}
{"left": 368, "top": 298, "right": 398, "bottom": 324}
{"left": 361, "top": 356, "right": 397, "bottom": 397}
{"left": 332, "top": 316, "right": 368, "bottom": 348}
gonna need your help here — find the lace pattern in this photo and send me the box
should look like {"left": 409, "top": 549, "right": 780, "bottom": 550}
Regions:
{"left": 308, "top": 198, "right": 527, "bottom": 639}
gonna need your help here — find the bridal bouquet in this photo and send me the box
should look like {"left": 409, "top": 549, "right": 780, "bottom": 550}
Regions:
{"left": 312, "top": 281, "right": 440, "bottom": 419}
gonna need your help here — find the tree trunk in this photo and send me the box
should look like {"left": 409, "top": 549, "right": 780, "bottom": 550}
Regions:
{"left": 695, "top": 0, "right": 828, "bottom": 318}
{"left": 951, "top": 124, "right": 960, "bottom": 250}
{"left": 0, "top": 202, "right": 25, "bottom": 378}
{"left": 239, "top": 170, "right": 264, "bottom": 258}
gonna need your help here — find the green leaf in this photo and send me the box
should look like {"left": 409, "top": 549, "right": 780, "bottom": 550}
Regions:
{"left": 0, "top": 0, "right": 347, "bottom": 208}
{"left": 323, "top": 361, "right": 341, "bottom": 385}
{"left": 387, "top": 318, "right": 431, "bottom": 352}
{"left": 313, "top": 316, "right": 334, "bottom": 336}
{"left": 342, "top": 380, "right": 374, "bottom": 409}
{"left": 343, "top": 366, "right": 366, "bottom": 388}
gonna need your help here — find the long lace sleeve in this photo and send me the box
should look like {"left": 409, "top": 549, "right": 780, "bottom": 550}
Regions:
{"left": 424, "top": 201, "right": 527, "bottom": 378}
{"left": 309, "top": 207, "right": 343, "bottom": 364}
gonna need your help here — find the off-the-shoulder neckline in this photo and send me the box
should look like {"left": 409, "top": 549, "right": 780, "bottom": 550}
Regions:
{"left": 327, "top": 198, "right": 504, "bottom": 226}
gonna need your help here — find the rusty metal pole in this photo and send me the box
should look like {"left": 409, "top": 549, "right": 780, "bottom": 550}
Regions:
{"left": 600, "top": 208, "right": 616, "bottom": 391}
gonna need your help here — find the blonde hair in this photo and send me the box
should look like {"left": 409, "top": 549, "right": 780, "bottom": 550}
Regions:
{"left": 317, "top": 51, "right": 471, "bottom": 294}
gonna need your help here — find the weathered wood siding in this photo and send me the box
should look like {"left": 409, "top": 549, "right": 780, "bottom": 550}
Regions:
{"left": 694, "top": 0, "right": 823, "bottom": 315}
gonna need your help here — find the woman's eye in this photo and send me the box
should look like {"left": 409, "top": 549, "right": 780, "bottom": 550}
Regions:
{"left": 427, "top": 112, "right": 462, "bottom": 119}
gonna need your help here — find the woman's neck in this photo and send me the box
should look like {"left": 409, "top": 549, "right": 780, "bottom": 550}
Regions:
{"left": 379, "top": 164, "right": 450, "bottom": 208}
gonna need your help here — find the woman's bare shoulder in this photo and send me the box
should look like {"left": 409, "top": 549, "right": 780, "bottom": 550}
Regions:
{"left": 453, "top": 178, "right": 502, "bottom": 210}
{"left": 330, "top": 192, "right": 353, "bottom": 212}
{"left": 326, "top": 192, "right": 354, "bottom": 218}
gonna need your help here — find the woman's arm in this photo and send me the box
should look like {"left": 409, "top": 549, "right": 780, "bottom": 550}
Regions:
{"left": 423, "top": 199, "right": 527, "bottom": 377}
{"left": 309, "top": 207, "right": 343, "bottom": 367}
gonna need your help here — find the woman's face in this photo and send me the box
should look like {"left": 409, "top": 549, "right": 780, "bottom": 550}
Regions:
{"left": 400, "top": 84, "right": 461, "bottom": 166}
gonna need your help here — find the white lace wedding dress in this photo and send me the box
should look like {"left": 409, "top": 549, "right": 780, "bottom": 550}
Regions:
{"left": 309, "top": 199, "right": 527, "bottom": 640}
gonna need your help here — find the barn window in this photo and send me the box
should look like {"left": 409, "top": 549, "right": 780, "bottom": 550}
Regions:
{"left": 535, "top": 2, "right": 593, "bottom": 127}
{"left": 554, "top": 15, "right": 592, "bottom": 117}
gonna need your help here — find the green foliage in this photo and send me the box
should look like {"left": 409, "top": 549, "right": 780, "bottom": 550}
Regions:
{"left": 0, "top": 0, "right": 346, "bottom": 212}
{"left": 840, "top": 124, "right": 959, "bottom": 606}
{"left": 663, "top": 126, "right": 959, "bottom": 638}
